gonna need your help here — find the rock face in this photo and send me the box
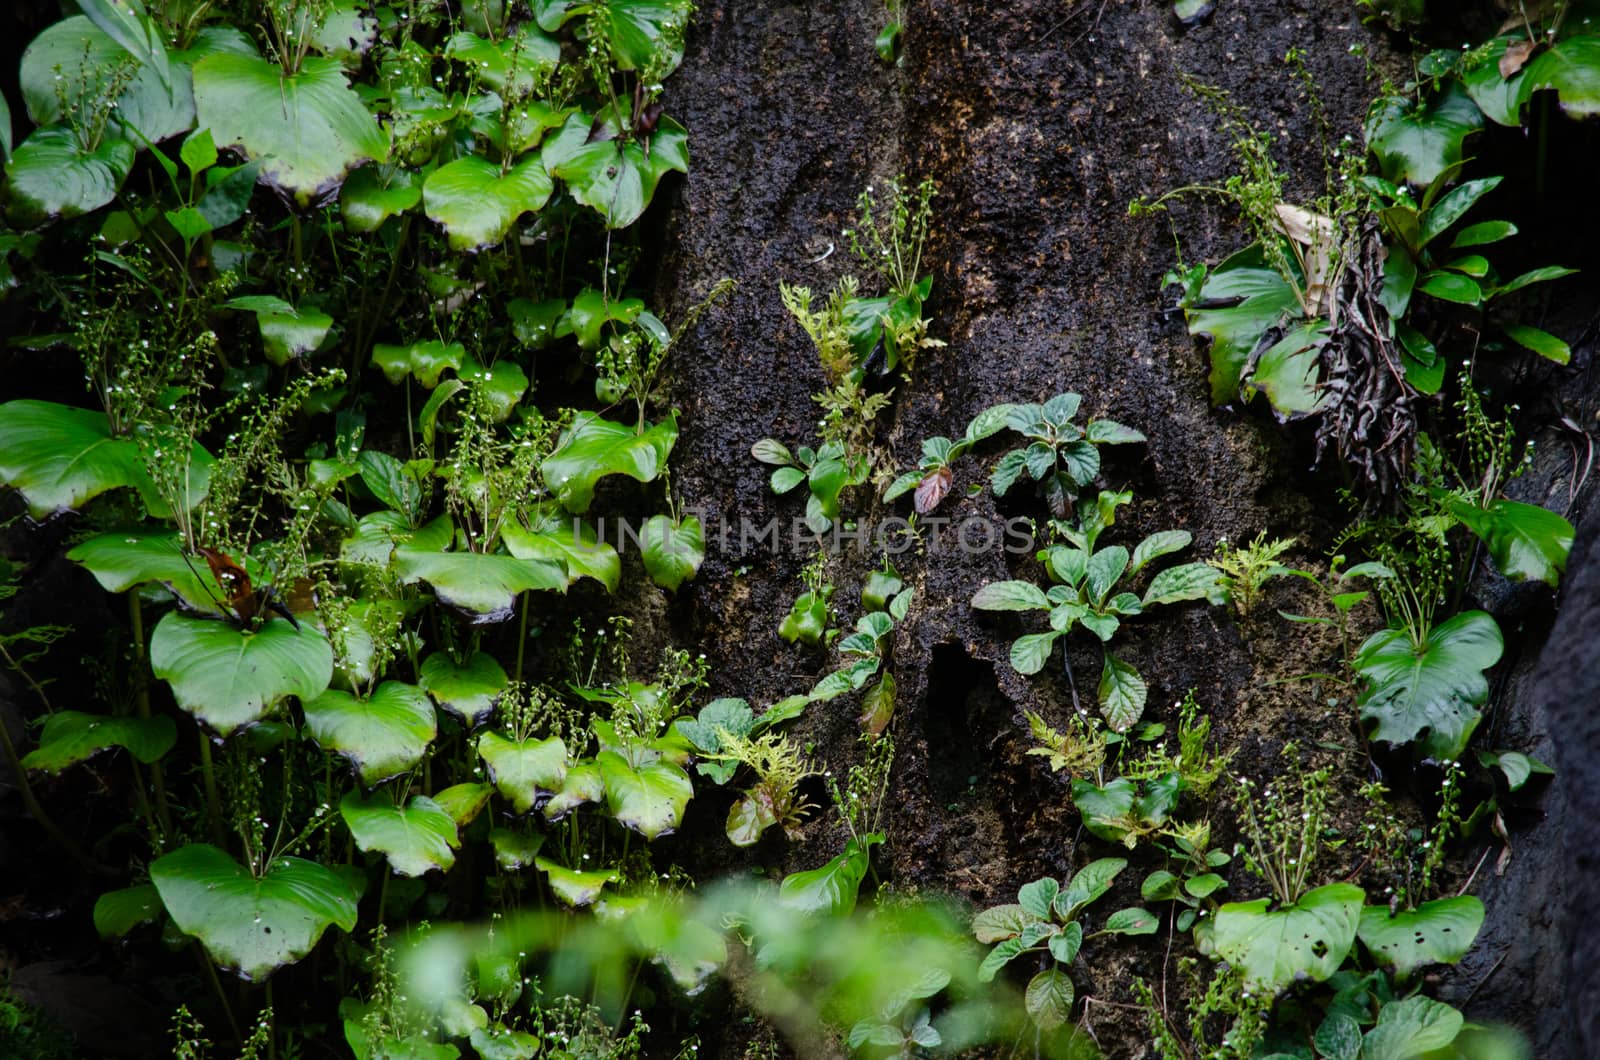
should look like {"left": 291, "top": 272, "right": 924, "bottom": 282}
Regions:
{"left": 646, "top": 0, "right": 1595, "bottom": 1052}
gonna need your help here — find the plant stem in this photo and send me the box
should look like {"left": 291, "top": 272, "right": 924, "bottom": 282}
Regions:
{"left": 128, "top": 595, "right": 174, "bottom": 836}
{"left": 198, "top": 730, "right": 225, "bottom": 845}
{"left": 0, "top": 709, "right": 102, "bottom": 874}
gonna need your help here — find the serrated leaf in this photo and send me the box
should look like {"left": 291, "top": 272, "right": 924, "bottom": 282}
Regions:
{"left": 1058, "top": 858, "right": 1127, "bottom": 920}
{"left": 1143, "top": 562, "right": 1225, "bottom": 606}
{"left": 1009, "top": 632, "right": 1060, "bottom": 675}
{"left": 1018, "top": 877, "right": 1061, "bottom": 920}
{"left": 972, "top": 580, "right": 1051, "bottom": 611}
{"left": 1103, "top": 907, "right": 1159, "bottom": 935}
{"left": 1025, "top": 969, "right": 1075, "bottom": 1030}
{"left": 972, "top": 904, "right": 1032, "bottom": 943}
{"left": 1098, "top": 652, "right": 1147, "bottom": 732}
{"left": 977, "top": 938, "right": 1026, "bottom": 983}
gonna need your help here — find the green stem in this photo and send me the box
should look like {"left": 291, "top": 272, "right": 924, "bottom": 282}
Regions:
{"left": 514, "top": 592, "right": 531, "bottom": 684}
{"left": 198, "top": 730, "right": 225, "bottom": 846}
{"left": 128, "top": 595, "right": 174, "bottom": 837}
{"left": 197, "top": 945, "right": 242, "bottom": 1042}
{"left": 0, "top": 710, "right": 101, "bottom": 874}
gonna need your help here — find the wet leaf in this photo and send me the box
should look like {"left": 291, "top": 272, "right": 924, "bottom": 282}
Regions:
{"left": 22, "top": 711, "right": 176, "bottom": 773}
{"left": 151, "top": 613, "right": 332, "bottom": 736}
{"left": 340, "top": 792, "right": 459, "bottom": 877}
{"left": 1212, "top": 883, "right": 1364, "bottom": 993}
{"left": 303, "top": 681, "right": 437, "bottom": 786}
{"left": 541, "top": 412, "right": 678, "bottom": 513}
{"left": 423, "top": 155, "right": 553, "bottom": 250}
{"left": 1357, "top": 896, "right": 1483, "bottom": 979}
{"left": 151, "top": 844, "right": 357, "bottom": 981}
{"left": 478, "top": 732, "right": 567, "bottom": 815}
{"left": 639, "top": 514, "right": 703, "bottom": 591}
{"left": 1356, "top": 610, "right": 1502, "bottom": 760}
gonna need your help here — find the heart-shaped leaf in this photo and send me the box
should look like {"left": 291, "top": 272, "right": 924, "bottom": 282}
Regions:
{"left": 151, "top": 844, "right": 358, "bottom": 981}
{"left": 541, "top": 412, "right": 678, "bottom": 513}
{"left": 597, "top": 750, "right": 692, "bottom": 839}
{"left": 21, "top": 16, "right": 191, "bottom": 145}
{"left": 0, "top": 400, "right": 213, "bottom": 519}
{"left": 534, "top": 857, "right": 617, "bottom": 907}
{"left": 340, "top": 791, "right": 459, "bottom": 877}
{"left": 223, "top": 295, "right": 333, "bottom": 365}
{"left": 423, "top": 155, "right": 554, "bottom": 250}
{"left": 418, "top": 651, "right": 507, "bottom": 726}
{"left": 1184, "top": 245, "right": 1303, "bottom": 405}
{"left": 68, "top": 530, "right": 223, "bottom": 614}
{"left": 1357, "top": 896, "right": 1483, "bottom": 979}
{"left": 393, "top": 517, "right": 566, "bottom": 623}
{"left": 1362, "top": 996, "right": 1464, "bottom": 1060}
{"left": 1356, "top": 610, "right": 1502, "bottom": 760}
{"left": 1212, "top": 883, "right": 1364, "bottom": 993}
{"left": 1517, "top": 34, "right": 1600, "bottom": 118}
{"left": 1439, "top": 495, "right": 1572, "bottom": 588}
{"left": 22, "top": 710, "right": 175, "bottom": 774}
{"left": 541, "top": 112, "right": 688, "bottom": 229}
{"left": 639, "top": 514, "right": 703, "bottom": 591}
{"left": 93, "top": 883, "right": 163, "bottom": 938}
{"left": 501, "top": 509, "right": 620, "bottom": 592}
{"left": 776, "top": 834, "right": 881, "bottom": 917}
{"left": 303, "top": 681, "right": 436, "bottom": 785}
{"left": 1365, "top": 81, "right": 1484, "bottom": 186}
{"left": 432, "top": 782, "right": 495, "bottom": 827}
{"left": 151, "top": 613, "right": 332, "bottom": 736}
{"left": 372, "top": 340, "right": 465, "bottom": 388}
{"left": 542, "top": 760, "right": 605, "bottom": 820}
{"left": 193, "top": 52, "right": 387, "bottom": 202}
{"left": 444, "top": 28, "right": 559, "bottom": 96}
{"left": 340, "top": 166, "right": 421, "bottom": 232}
{"left": 4, "top": 127, "right": 137, "bottom": 222}
{"left": 478, "top": 732, "right": 567, "bottom": 815}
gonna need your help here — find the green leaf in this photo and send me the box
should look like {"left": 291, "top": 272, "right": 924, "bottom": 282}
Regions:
{"left": 5, "top": 127, "right": 137, "bottom": 222}
{"left": 751, "top": 438, "right": 794, "bottom": 465}
{"left": 1418, "top": 178, "right": 1502, "bottom": 248}
{"left": 418, "top": 651, "right": 508, "bottom": 726}
{"left": 22, "top": 711, "right": 176, "bottom": 773}
{"left": 340, "top": 792, "right": 459, "bottom": 877}
{"left": 487, "top": 828, "right": 544, "bottom": 871}
{"left": 393, "top": 517, "right": 566, "bottom": 623}
{"left": 304, "top": 682, "right": 436, "bottom": 786}
{"left": 1452, "top": 220, "right": 1517, "bottom": 247}
{"left": 458, "top": 357, "right": 528, "bottom": 422}
{"left": 1245, "top": 321, "right": 1329, "bottom": 418}
{"left": 1502, "top": 323, "right": 1571, "bottom": 364}
{"left": 67, "top": 530, "right": 222, "bottom": 614}
{"left": 21, "top": 17, "right": 189, "bottom": 145}
{"left": 725, "top": 792, "right": 779, "bottom": 847}
{"left": 1058, "top": 858, "right": 1128, "bottom": 920}
{"left": 443, "top": 28, "right": 559, "bottom": 97}
{"left": 542, "top": 761, "right": 606, "bottom": 820}
{"left": 541, "top": 112, "right": 688, "bottom": 228}
{"left": 1356, "top": 610, "right": 1503, "bottom": 760}
{"left": 1018, "top": 877, "right": 1061, "bottom": 920}
{"left": 1477, "top": 749, "right": 1554, "bottom": 791}
{"left": 501, "top": 507, "right": 621, "bottom": 592}
{"left": 423, "top": 155, "right": 554, "bottom": 250}
{"left": 79, "top": 0, "right": 172, "bottom": 88}
{"left": 1517, "top": 35, "right": 1600, "bottom": 118}
{"left": 971, "top": 904, "right": 1032, "bottom": 943}
{"left": 777, "top": 835, "right": 880, "bottom": 917}
{"left": 640, "top": 514, "right": 704, "bottom": 591}
{"left": 432, "top": 783, "right": 495, "bottom": 827}
{"left": 1361, "top": 997, "right": 1464, "bottom": 1060}
{"left": 1025, "top": 969, "right": 1075, "bottom": 1030}
{"left": 1103, "top": 907, "right": 1160, "bottom": 936}
{"left": 1358, "top": 896, "right": 1484, "bottom": 979}
{"left": 597, "top": 750, "right": 692, "bottom": 839}
{"left": 372, "top": 340, "right": 465, "bottom": 388}
{"left": 94, "top": 884, "right": 163, "bottom": 938}
{"left": 1143, "top": 562, "right": 1225, "bottom": 606}
{"left": 1440, "top": 495, "right": 1572, "bottom": 587}
{"left": 151, "top": 613, "right": 332, "bottom": 736}
{"left": 1462, "top": 37, "right": 1527, "bottom": 126}
{"left": 1098, "top": 652, "right": 1147, "bottom": 732}
{"left": 1130, "top": 531, "right": 1191, "bottom": 575}
{"left": 677, "top": 698, "right": 754, "bottom": 756}
{"left": 534, "top": 857, "right": 617, "bottom": 907}
{"left": 1085, "top": 547, "right": 1129, "bottom": 605}
{"left": 193, "top": 52, "right": 387, "bottom": 202}
{"left": 541, "top": 412, "right": 678, "bottom": 513}
{"left": 977, "top": 938, "right": 1026, "bottom": 982}
{"left": 478, "top": 732, "right": 567, "bottom": 815}
{"left": 1418, "top": 269, "right": 1483, "bottom": 305}
{"left": 224, "top": 296, "right": 333, "bottom": 365}
{"left": 1009, "top": 632, "right": 1060, "bottom": 675}
{"left": 151, "top": 844, "right": 358, "bottom": 981}
{"left": 1184, "top": 245, "right": 1302, "bottom": 405}
{"left": 1212, "top": 883, "right": 1364, "bottom": 993}
{"left": 1495, "top": 264, "right": 1579, "bottom": 297}
{"left": 340, "top": 166, "right": 421, "bottom": 232}
{"left": 1085, "top": 419, "right": 1146, "bottom": 445}
{"left": 1048, "top": 921, "right": 1083, "bottom": 963}
{"left": 1365, "top": 81, "right": 1483, "bottom": 186}
{"left": 972, "top": 580, "right": 1051, "bottom": 611}
{"left": 0, "top": 400, "right": 213, "bottom": 519}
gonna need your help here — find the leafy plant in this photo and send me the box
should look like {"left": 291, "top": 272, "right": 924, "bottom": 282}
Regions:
{"left": 753, "top": 437, "right": 872, "bottom": 535}
{"left": 1208, "top": 531, "right": 1296, "bottom": 619}
{"left": 1140, "top": 821, "right": 1232, "bottom": 932}
{"left": 971, "top": 859, "right": 1155, "bottom": 1029}
{"left": 972, "top": 488, "right": 1221, "bottom": 730}
{"left": 984, "top": 393, "right": 1145, "bottom": 519}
